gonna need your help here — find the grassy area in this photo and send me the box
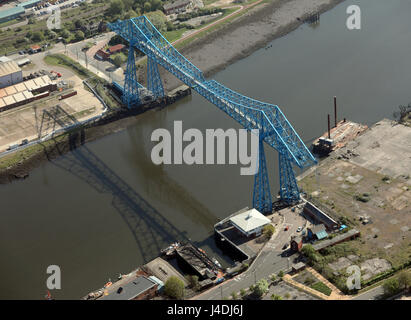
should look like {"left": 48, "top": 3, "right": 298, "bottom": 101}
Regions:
{"left": 164, "top": 28, "right": 189, "bottom": 43}
{"left": 310, "top": 281, "right": 332, "bottom": 296}
{"left": 0, "top": 18, "right": 21, "bottom": 28}
{"left": 175, "top": 7, "right": 241, "bottom": 49}
{"left": 44, "top": 53, "right": 97, "bottom": 80}
{"left": 0, "top": 132, "right": 69, "bottom": 171}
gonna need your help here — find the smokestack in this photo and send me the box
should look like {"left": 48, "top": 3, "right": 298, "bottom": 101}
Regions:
{"left": 334, "top": 96, "right": 337, "bottom": 127}
{"left": 328, "top": 114, "right": 331, "bottom": 139}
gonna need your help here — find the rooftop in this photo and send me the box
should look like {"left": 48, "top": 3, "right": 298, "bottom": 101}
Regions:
{"left": 230, "top": 208, "right": 271, "bottom": 233}
{"left": 108, "top": 44, "right": 125, "bottom": 54}
{"left": 163, "top": 0, "right": 191, "bottom": 10}
{"left": 0, "top": 61, "right": 21, "bottom": 78}
{"left": 18, "top": 0, "right": 42, "bottom": 8}
{"left": 99, "top": 276, "right": 156, "bottom": 300}
{"left": 313, "top": 229, "right": 360, "bottom": 251}
{"left": 0, "top": 6, "right": 25, "bottom": 20}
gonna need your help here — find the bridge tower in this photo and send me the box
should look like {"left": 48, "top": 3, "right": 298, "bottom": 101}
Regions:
{"left": 123, "top": 47, "right": 165, "bottom": 108}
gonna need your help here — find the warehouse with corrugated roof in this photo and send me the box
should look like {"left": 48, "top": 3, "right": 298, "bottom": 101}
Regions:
{"left": 0, "top": 6, "right": 25, "bottom": 24}
{"left": 0, "top": 75, "right": 57, "bottom": 112}
{"left": 0, "top": 61, "right": 23, "bottom": 89}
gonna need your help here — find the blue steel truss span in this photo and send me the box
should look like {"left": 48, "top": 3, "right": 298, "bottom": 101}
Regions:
{"left": 108, "top": 16, "right": 317, "bottom": 213}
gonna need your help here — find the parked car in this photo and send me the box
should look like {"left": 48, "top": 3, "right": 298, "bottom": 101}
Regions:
{"left": 284, "top": 226, "right": 289, "bottom": 231}
{"left": 282, "top": 243, "right": 289, "bottom": 250}
{"left": 297, "top": 226, "right": 303, "bottom": 232}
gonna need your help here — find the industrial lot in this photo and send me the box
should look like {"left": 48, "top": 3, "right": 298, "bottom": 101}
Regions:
{"left": 0, "top": 0, "right": 409, "bottom": 303}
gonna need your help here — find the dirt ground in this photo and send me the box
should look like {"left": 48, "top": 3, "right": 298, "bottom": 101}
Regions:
{"left": 299, "top": 120, "right": 411, "bottom": 267}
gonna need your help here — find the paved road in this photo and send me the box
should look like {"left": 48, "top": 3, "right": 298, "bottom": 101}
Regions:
{"left": 194, "top": 207, "right": 307, "bottom": 300}
{"left": 352, "top": 286, "right": 385, "bottom": 300}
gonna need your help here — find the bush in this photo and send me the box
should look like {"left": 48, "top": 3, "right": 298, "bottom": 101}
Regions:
{"left": 383, "top": 278, "right": 400, "bottom": 297}
{"left": 252, "top": 279, "right": 269, "bottom": 298}
{"left": 240, "top": 288, "right": 247, "bottom": 297}
{"left": 278, "top": 271, "right": 284, "bottom": 278}
{"left": 185, "top": 275, "right": 200, "bottom": 291}
{"left": 262, "top": 224, "right": 275, "bottom": 240}
{"left": 164, "top": 276, "right": 185, "bottom": 299}
{"left": 271, "top": 294, "right": 282, "bottom": 300}
{"left": 397, "top": 270, "right": 411, "bottom": 290}
{"left": 231, "top": 291, "right": 238, "bottom": 299}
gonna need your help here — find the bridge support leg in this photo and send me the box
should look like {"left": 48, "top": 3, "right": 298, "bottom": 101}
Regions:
{"left": 278, "top": 149, "right": 300, "bottom": 204}
{"left": 147, "top": 57, "right": 164, "bottom": 99}
{"left": 123, "top": 46, "right": 141, "bottom": 108}
{"left": 253, "top": 138, "right": 272, "bottom": 213}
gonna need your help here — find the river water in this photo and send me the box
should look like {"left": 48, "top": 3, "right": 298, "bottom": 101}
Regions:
{"left": 0, "top": 0, "right": 410, "bottom": 299}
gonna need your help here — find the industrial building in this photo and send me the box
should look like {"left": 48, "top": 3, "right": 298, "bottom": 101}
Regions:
{"left": 17, "top": 0, "right": 42, "bottom": 9}
{"left": 99, "top": 276, "right": 158, "bottom": 300}
{"left": 0, "top": 6, "right": 25, "bottom": 24}
{"left": 0, "top": 75, "right": 57, "bottom": 112}
{"left": 0, "top": 61, "right": 23, "bottom": 89}
{"left": 163, "top": 0, "right": 191, "bottom": 15}
{"left": 229, "top": 208, "right": 271, "bottom": 237}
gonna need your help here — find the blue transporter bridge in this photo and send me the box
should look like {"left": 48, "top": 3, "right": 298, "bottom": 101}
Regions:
{"left": 108, "top": 16, "right": 317, "bottom": 213}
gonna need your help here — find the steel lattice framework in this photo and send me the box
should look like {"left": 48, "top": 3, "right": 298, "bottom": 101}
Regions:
{"left": 108, "top": 16, "right": 317, "bottom": 213}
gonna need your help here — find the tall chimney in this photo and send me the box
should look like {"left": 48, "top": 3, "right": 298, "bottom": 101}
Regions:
{"left": 334, "top": 96, "right": 337, "bottom": 127}
{"left": 327, "top": 114, "right": 331, "bottom": 139}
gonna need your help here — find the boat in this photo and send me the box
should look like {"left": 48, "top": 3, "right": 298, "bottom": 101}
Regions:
{"left": 212, "top": 257, "right": 222, "bottom": 269}
{"left": 160, "top": 242, "right": 181, "bottom": 258}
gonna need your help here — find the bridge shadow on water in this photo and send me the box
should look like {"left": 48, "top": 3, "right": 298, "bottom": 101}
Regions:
{"left": 37, "top": 107, "right": 236, "bottom": 266}
{"left": 41, "top": 129, "right": 190, "bottom": 263}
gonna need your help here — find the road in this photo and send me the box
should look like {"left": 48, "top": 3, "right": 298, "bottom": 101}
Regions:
{"left": 352, "top": 286, "right": 385, "bottom": 300}
{"left": 194, "top": 207, "right": 307, "bottom": 300}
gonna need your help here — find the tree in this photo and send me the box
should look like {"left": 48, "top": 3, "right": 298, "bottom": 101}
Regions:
{"left": 143, "top": 2, "right": 151, "bottom": 12}
{"left": 271, "top": 294, "right": 283, "bottom": 300}
{"left": 252, "top": 279, "right": 269, "bottom": 298}
{"left": 74, "top": 19, "right": 85, "bottom": 29}
{"left": 108, "top": 0, "right": 125, "bottom": 16}
{"left": 31, "top": 31, "right": 44, "bottom": 42}
{"left": 150, "top": 0, "right": 162, "bottom": 10}
{"left": 240, "top": 288, "right": 247, "bottom": 297}
{"left": 60, "top": 29, "right": 71, "bottom": 39}
{"left": 262, "top": 224, "right": 275, "bottom": 240}
{"left": 397, "top": 271, "right": 411, "bottom": 291}
{"left": 185, "top": 275, "right": 200, "bottom": 291}
{"left": 278, "top": 270, "right": 284, "bottom": 278}
{"left": 75, "top": 30, "right": 85, "bottom": 41}
{"left": 124, "top": 9, "right": 137, "bottom": 19}
{"left": 164, "top": 276, "right": 185, "bottom": 299}
{"left": 383, "top": 278, "right": 400, "bottom": 297}
{"left": 112, "top": 54, "right": 124, "bottom": 67}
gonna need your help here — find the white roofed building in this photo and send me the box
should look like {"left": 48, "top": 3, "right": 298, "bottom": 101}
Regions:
{"left": 229, "top": 208, "right": 271, "bottom": 237}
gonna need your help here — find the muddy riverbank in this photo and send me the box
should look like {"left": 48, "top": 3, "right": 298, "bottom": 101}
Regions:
{"left": 158, "top": 0, "right": 345, "bottom": 91}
